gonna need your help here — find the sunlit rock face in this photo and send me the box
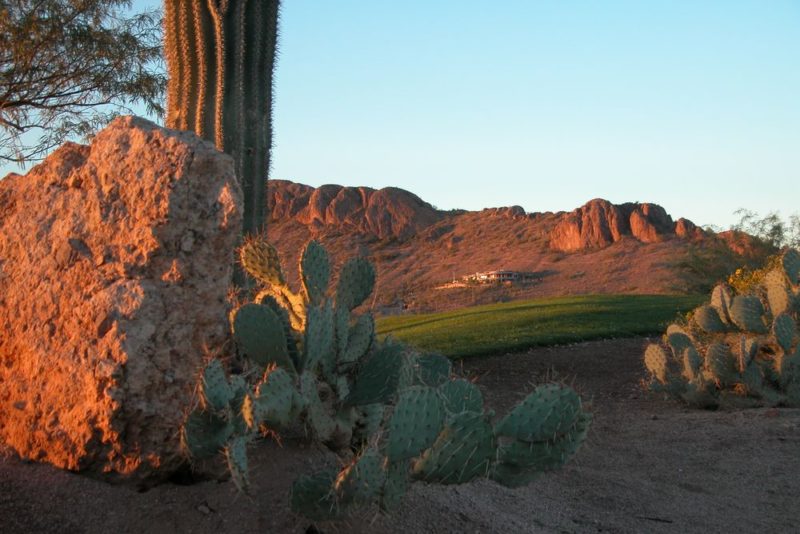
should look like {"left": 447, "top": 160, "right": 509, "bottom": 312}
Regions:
{"left": 0, "top": 117, "right": 242, "bottom": 483}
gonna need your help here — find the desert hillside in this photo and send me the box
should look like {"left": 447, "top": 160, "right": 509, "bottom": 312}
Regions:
{"left": 265, "top": 180, "right": 766, "bottom": 313}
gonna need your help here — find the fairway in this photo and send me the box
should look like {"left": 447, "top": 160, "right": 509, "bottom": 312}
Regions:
{"left": 376, "top": 294, "right": 703, "bottom": 358}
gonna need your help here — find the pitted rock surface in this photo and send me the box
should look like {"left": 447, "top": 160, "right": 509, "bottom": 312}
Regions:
{"left": 0, "top": 116, "right": 242, "bottom": 482}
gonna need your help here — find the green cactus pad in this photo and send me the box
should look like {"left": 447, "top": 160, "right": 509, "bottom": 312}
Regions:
{"left": 239, "top": 237, "right": 284, "bottom": 286}
{"left": 334, "top": 306, "right": 350, "bottom": 360}
{"left": 300, "top": 371, "right": 335, "bottom": 442}
{"left": 414, "top": 353, "right": 453, "bottom": 387}
{"left": 764, "top": 270, "right": 792, "bottom": 316}
{"left": 300, "top": 240, "right": 331, "bottom": 305}
{"left": 353, "top": 404, "right": 385, "bottom": 443}
{"left": 730, "top": 295, "right": 768, "bottom": 333}
{"left": 742, "top": 361, "right": 764, "bottom": 395}
{"left": 773, "top": 313, "right": 796, "bottom": 352}
{"left": 336, "top": 257, "right": 376, "bottom": 311}
{"left": 438, "top": 379, "right": 484, "bottom": 415}
{"left": 181, "top": 409, "right": 234, "bottom": 459}
{"left": 345, "top": 343, "right": 405, "bottom": 406}
{"left": 710, "top": 284, "right": 734, "bottom": 324}
{"left": 782, "top": 248, "right": 800, "bottom": 285}
{"left": 304, "top": 302, "right": 335, "bottom": 375}
{"left": 380, "top": 460, "right": 410, "bottom": 513}
{"left": 336, "top": 448, "right": 386, "bottom": 504}
{"left": 233, "top": 303, "right": 294, "bottom": 371}
{"left": 644, "top": 344, "right": 669, "bottom": 383}
{"left": 225, "top": 436, "right": 249, "bottom": 492}
{"left": 666, "top": 328, "right": 695, "bottom": 361}
{"left": 411, "top": 411, "right": 496, "bottom": 485}
{"left": 244, "top": 367, "right": 296, "bottom": 429}
{"left": 256, "top": 294, "right": 301, "bottom": 366}
{"left": 492, "top": 411, "right": 591, "bottom": 487}
{"left": 290, "top": 469, "right": 341, "bottom": 521}
{"left": 341, "top": 312, "right": 375, "bottom": 365}
{"left": 693, "top": 305, "right": 728, "bottom": 333}
{"left": 737, "top": 335, "right": 760, "bottom": 372}
{"left": 775, "top": 348, "right": 799, "bottom": 388}
{"left": 494, "top": 384, "right": 582, "bottom": 442}
{"left": 681, "top": 347, "right": 703, "bottom": 382}
{"left": 385, "top": 386, "right": 445, "bottom": 461}
{"left": 201, "top": 358, "right": 233, "bottom": 412}
{"left": 706, "top": 343, "right": 739, "bottom": 387}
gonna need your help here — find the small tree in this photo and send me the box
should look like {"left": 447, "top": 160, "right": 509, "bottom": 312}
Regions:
{"left": 0, "top": 0, "right": 165, "bottom": 165}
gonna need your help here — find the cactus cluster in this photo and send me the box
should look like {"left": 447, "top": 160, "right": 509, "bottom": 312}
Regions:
{"left": 644, "top": 248, "right": 800, "bottom": 408}
{"left": 182, "top": 238, "right": 591, "bottom": 520}
{"left": 292, "top": 380, "right": 591, "bottom": 520}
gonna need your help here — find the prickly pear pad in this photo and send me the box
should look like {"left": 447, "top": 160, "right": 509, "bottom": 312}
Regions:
{"left": 239, "top": 236, "right": 284, "bottom": 286}
{"left": 341, "top": 312, "right": 375, "bottom": 365}
{"left": 411, "top": 411, "right": 496, "bottom": 484}
{"left": 336, "top": 257, "right": 375, "bottom": 311}
{"left": 783, "top": 248, "right": 800, "bottom": 285}
{"left": 414, "top": 353, "right": 452, "bottom": 387}
{"left": 244, "top": 367, "right": 295, "bottom": 429}
{"left": 492, "top": 411, "right": 591, "bottom": 487}
{"left": 385, "top": 386, "right": 445, "bottom": 461}
{"left": 380, "top": 459, "right": 410, "bottom": 512}
{"left": 225, "top": 436, "right": 249, "bottom": 492}
{"left": 710, "top": 284, "right": 734, "bottom": 324}
{"left": 438, "top": 379, "right": 484, "bottom": 415}
{"left": 181, "top": 409, "right": 234, "bottom": 459}
{"left": 494, "top": 384, "right": 582, "bottom": 442}
{"left": 345, "top": 343, "right": 405, "bottom": 406}
{"left": 291, "top": 468, "right": 341, "bottom": 521}
{"left": 304, "top": 302, "right": 335, "bottom": 374}
{"left": 730, "top": 295, "right": 768, "bottom": 333}
{"left": 644, "top": 344, "right": 669, "bottom": 384}
{"left": 773, "top": 313, "right": 796, "bottom": 352}
{"left": 694, "top": 305, "right": 728, "bottom": 333}
{"left": 706, "top": 343, "right": 739, "bottom": 387}
{"left": 201, "top": 359, "right": 234, "bottom": 412}
{"left": 335, "top": 448, "right": 386, "bottom": 504}
{"left": 765, "top": 270, "right": 792, "bottom": 316}
{"left": 232, "top": 303, "right": 294, "bottom": 371}
{"left": 300, "top": 240, "right": 331, "bottom": 305}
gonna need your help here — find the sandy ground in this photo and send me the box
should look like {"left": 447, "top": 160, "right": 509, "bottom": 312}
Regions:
{"left": 2, "top": 337, "right": 799, "bottom": 533}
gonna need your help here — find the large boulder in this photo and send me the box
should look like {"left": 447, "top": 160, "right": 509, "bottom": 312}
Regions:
{"left": 0, "top": 117, "right": 242, "bottom": 483}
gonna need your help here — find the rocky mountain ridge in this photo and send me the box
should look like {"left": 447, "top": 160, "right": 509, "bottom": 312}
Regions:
{"left": 268, "top": 180, "right": 704, "bottom": 250}
{"left": 265, "top": 180, "right": 763, "bottom": 313}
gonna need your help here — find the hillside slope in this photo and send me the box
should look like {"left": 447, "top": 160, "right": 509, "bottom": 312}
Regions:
{"left": 265, "top": 180, "right": 766, "bottom": 313}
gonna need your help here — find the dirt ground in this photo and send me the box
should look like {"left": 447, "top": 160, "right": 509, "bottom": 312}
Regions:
{"left": 2, "top": 337, "right": 798, "bottom": 533}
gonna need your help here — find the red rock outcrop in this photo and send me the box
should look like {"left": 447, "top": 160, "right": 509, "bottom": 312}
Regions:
{"left": 549, "top": 199, "right": 628, "bottom": 252}
{"left": 549, "top": 199, "right": 693, "bottom": 251}
{"left": 268, "top": 180, "right": 442, "bottom": 240}
{"left": 0, "top": 117, "right": 242, "bottom": 482}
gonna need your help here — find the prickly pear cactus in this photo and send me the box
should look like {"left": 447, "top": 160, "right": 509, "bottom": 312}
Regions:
{"left": 644, "top": 248, "right": 800, "bottom": 409}
{"left": 182, "top": 238, "right": 591, "bottom": 521}
{"left": 291, "top": 381, "right": 591, "bottom": 519}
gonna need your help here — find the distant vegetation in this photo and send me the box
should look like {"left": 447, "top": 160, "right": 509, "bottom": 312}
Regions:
{"left": 376, "top": 294, "right": 704, "bottom": 358}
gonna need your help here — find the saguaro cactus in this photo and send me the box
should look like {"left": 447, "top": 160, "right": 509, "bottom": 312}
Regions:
{"left": 163, "top": 0, "right": 280, "bottom": 237}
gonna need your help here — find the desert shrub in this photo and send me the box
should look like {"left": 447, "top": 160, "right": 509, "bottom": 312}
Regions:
{"left": 726, "top": 254, "right": 783, "bottom": 295}
{"left": 181, "top": 238, "right": 591, "bottom": 520}
{"left": 643, "top": 249, "right": 800, "bottom": 409}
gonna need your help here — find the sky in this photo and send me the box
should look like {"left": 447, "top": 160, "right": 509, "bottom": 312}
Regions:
{"left": 14, "top": 1, "right": 800, "bottom": 229}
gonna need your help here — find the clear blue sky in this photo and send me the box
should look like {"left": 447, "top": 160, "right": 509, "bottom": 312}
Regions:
{"left": 31, "top": 1, "right": 800, "bottom": 228}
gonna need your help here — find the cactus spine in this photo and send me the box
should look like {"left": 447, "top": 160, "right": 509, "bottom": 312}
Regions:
{"left": 164, "top": 0, "right": 280, "bottom": 237}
